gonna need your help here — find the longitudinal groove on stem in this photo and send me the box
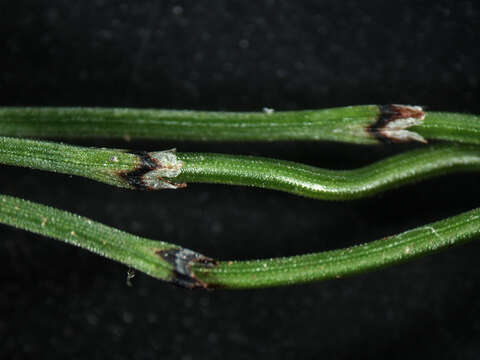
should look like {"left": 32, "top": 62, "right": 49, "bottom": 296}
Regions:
{"left": 1, "top": 105, "right": 480, "bottom": 289}
{"left": 1, "top": 136, "right": 480, "bottom": 200}
{"left": 1, "top": 194, "right": 479, "bottom": 289}
{"left": 0, "top": 105, "right": 479, "bottom": 145}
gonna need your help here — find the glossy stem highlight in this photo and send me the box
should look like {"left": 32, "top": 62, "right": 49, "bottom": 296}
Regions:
{"left": 2, "top": 136, "right": 480, "bottom": 200}
{"left": 0, "top": 106, "right": 478, "bottom": 145}
{"left": 1, "top": 194, "right": 479, "bottom": 289}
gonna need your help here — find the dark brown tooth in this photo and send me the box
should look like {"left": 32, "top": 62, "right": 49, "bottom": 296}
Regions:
{"left": 368, "top": 105, "right": 426, "bottom": 143}
{"left": 117, "top": 149, "right": 185, "bottom": 190}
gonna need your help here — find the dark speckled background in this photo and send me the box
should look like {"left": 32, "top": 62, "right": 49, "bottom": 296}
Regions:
{"left": 1, "top": 1, "right": 480, "bottom": 359}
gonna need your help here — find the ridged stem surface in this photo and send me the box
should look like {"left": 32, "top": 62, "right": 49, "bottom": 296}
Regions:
{"left": 1, "top": 194, "right": 478, "bottom": 289}
{"left": 1, "top": 136, "right": 480, "bottom": 199}
{"left": 0, "top": 106, "right": 479, "bottom": 145}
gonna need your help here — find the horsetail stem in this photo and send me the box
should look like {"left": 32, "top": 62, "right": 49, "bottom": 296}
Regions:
{"left": 2, "top": 105, "right": 480, "bottom": 289}
{"left": 0, "top": 105, "right": 478, "bottom": 145}
{"left": 1, "top": 194, "right": 479, "bottom": 289}
{"left": 1, "top": 136, "right": 480, "bottom": 200}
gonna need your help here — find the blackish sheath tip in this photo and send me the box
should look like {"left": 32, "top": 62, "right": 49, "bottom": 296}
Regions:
{"left": 155, "top": 248, "right": 218, "bottom": 289}
{"left": 118, "top": 151, "right": 157, "bottom": 190}
{"left": 118, "top": 151, "right": 185, "bottom": 190}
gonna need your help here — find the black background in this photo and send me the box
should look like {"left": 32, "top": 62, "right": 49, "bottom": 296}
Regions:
{"left": 1, "top": 1, "right": 480, "bottom": 359}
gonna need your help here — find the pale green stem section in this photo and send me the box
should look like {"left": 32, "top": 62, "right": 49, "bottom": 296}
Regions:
{"left": 0, "top": 195, "right": 179, "bottom": 281}
{"left": 412, "top": 112, "right": 480, "bottom": 145}
{"left": 193, "top": 207, "right": 480, "bottom": 289}
{"left": 177, "top": 144, "right": 480, "bottom": 200}
{"left": 1, "top": 136, "right": 480, "bottom": 200}
{"left": 0, "top": 106, "right": 378, "bottom": 143}
{"left": 1, "top": 106, "right": 478, "bottom": 145}
{"left": 0, "top": 136, "right": 140, "bottom": 189}
{"left": 1, "top": 194, "right": 479, "bottom": 289}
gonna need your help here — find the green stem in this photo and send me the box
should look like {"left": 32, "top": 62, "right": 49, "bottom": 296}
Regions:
{"left": 1, "top": 136, "right": 480, "bottom": 200}
{"left": 0, "top": 194, "right": 180, "bottom": 283}
{"left": 0, "top": 136, "right": 185, "bottom": 190}
{"left": 0, "top": 105, "right": 478, "bottom": 145}
{"left": 194, "top": 207, "right": 480, "bottom": 289}
{"left": 1, "top": 193, "right": 479, "bottom": 289}
{"left": 176, "top": 145, "right": 480, "bottom": 200}
{"left": 412, "top": 111, "right": 480, "bottom": 145}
